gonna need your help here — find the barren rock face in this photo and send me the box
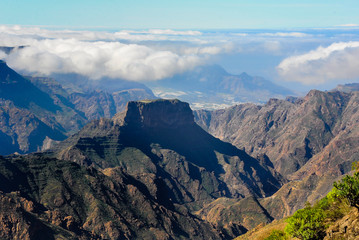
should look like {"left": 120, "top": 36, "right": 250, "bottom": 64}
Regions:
{"left": 124, "top": 99, "right": 195, "bottom": 129}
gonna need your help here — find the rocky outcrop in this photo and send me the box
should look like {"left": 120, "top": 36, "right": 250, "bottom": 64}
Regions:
{"left": 325, "top": 208, "right": 359, "bottom": 239}
{"left": 124, "top": 99, "right": 195, "bottom": 128}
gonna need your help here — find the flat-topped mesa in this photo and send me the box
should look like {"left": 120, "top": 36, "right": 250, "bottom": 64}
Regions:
{"left": 123, "top": 99, "right": 195, "bottom": 128}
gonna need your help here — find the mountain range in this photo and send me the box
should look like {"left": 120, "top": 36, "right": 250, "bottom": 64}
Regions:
{"left": 148, "top": 65, "right": 295, "bottom": 109}
{"left": 0, "top": 99, "right": 286, "bottom": 239}
{"left": 0, "top": 89, "right": 358, "bottom": 238}
{"left": 195, "top": 89, "right": 359, "bottom": 218}
{"left": 0, "top": 60, "right": 155, "bottom": 155}
{"left": 1, "top": 56, "right": 359, "bottom": 239}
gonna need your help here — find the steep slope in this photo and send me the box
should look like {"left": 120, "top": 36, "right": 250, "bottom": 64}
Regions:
{"left": 0, "top": 61, "right": 73, "bottom": 154}
{"left": 53, "top": 99, "right": 283, "bottom": 211}
{"left": 195, "top": 89, "right": 359, "bottom": 217}
{"left": 0, "top": 155, "right": 223, "bottom": 240}
{"left": 196, "top": 197, "right": 273, "bottom": 237}
{"left": 0, "top": 100, "right": 67, "bottom": 154}
{"left": 148, "top": 65, "right": 295, "bottom": 109}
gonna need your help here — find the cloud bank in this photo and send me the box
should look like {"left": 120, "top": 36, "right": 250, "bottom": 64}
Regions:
{"left": 6, "top": 39, "right": 206, "bottom": 81}
{"left": 0, "top": 26, "right": 226, "bottom": 81}
{"left": 277, "top": 41, "right": 359, "bottom": 84}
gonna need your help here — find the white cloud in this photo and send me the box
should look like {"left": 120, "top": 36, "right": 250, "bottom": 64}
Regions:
{"left": 0, "top": 26, "right": 236, "bottom": 81}
{"left": 0, "top": 25, "right": 201, "bottom": 42}
{"left": 336, "top": 24, "right": 359, "bottom": 27}
{"left": 0, "top": 50, "right": 6, "bottom": 59}
{"left": 231, "top": 33, "right": 248, "bottom": 37}
{"left": 277, "top": 41, "right": 359, "bottom": 84}
{"left": 5, "top": 38, "right": 206, "bottom": 81}
{"left": 146, "top": 29, "right": 202, "bottom": 36}
{"left": 258, "top": 32, "right": 310, "bottom": 38}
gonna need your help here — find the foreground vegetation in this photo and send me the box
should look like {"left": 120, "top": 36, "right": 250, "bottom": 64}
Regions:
{"left": 237, "top": 164, "right": 359, "bottom": 240}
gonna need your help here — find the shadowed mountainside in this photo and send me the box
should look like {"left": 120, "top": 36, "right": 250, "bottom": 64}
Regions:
{"left": 0, "top": 155, "right": 223, "bottom": 240}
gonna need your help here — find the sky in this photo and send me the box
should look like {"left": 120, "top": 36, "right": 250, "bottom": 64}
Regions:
{"left": 1, "top": 1, "right": 359, "bottom": 93}
{"left": 1, "top": 0, "right": 359, "bottom": 29}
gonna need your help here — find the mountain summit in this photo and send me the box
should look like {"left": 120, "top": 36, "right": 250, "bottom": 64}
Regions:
{"left": 123, "top": 99, "right": 194, "bottom": 128}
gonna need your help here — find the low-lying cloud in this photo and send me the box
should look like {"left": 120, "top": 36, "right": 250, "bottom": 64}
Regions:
{"left": 258, "top": 32, "right": 310, "bottom": 38}
{"left": 0, "top": 26, "right": 228, "bottom": 81}
{"left": 5, "top": 39, "right": 206, "bottom": 81}
{"left": 277, "top": 41, "right": 359, "bottom": 84}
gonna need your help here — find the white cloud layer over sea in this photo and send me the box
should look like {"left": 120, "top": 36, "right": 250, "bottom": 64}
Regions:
{"left": 1, "top": 25, "right": 359, "bottom": 88}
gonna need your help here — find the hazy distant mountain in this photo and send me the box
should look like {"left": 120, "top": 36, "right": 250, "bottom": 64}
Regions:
{"left": 148, "top": 65, "right": 295, "bottom": 109}
{"left": 332, "top": 83, "right": 359, "bottom": 93}
{"left": 49, "top": 73, "right": 154, "bottom": 95}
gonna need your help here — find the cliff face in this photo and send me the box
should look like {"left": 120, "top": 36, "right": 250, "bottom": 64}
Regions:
{"left": 124, "top": 99, "right": 195, "bottom": 129}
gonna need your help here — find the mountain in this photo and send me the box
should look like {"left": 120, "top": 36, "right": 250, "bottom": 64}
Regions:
{"left": 0, "top": 60, "right": 75, "bottom": 154}
{"left": 0, "top": 154, "right": 223, "bottom": 240}
{"left": 195, "top": 89, "right": 359, "bottom": 217}
{"left": 53, "top": 99, "right": 283, "bottom": 205}
{"left": 0, "top": 61, "right": 156, "bottom": 155}
{"left": 29, "top": 73, "right": 156, "bottom": 121}
{"left": 48, "top": 99, "right": 284, "bottom": 236}
{"left": 148, "top": 65, "right": 295, "bottom": 109}
{"left": 332, "top": 83, "right": 359, "bottom": 93}
{"left": 0, "top": 99, "right": 285, "bottom": 239}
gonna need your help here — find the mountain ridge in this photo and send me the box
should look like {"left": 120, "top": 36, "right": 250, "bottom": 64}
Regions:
{"left": 194, "top": 89, "right": 359, "bottom": 218}
{"left": 148, "top": 64, "right": 295, "bottom": 109}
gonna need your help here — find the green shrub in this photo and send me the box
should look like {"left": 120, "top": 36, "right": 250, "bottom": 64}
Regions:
{"left": 333, "top": 171, "right": 359, "bottom": 210}
{"left": 264, "top": 230, "right": 287, "bottom": 240}
{"left": 285, "top": 203, "right": 326, "bottom": 240}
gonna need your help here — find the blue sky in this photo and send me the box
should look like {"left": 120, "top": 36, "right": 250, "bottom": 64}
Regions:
{"left": 1, "top": 0, "right": 359, "bottom": 29}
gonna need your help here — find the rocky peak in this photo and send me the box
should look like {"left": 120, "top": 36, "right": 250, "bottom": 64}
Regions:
{"left": 123, "top": 99, "right": 195, "bottom": 128}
